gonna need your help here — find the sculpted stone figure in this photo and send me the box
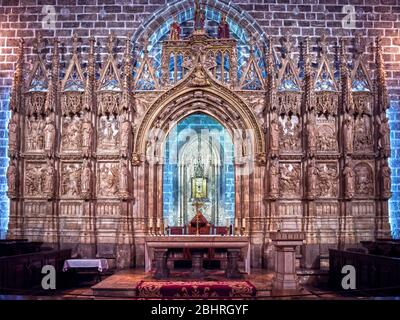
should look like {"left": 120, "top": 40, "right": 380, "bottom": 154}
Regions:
{"left": 343, "top": 161, "right": 355, "bottom": 199}
{"left": 43, "top": 115, "right": 56, "bottom": 157}
{"left": 27, "top": 117, "right": 44, "bottom": 151}
{"left": 343, "top": 116, "right": 353, "bottom": 154}
{"left": 381, "top": 162, "right": 391, "bottom": 198}
{"left": 119, "top": 113, "right": 131, "bottom": 157}
{"left": 43, "top": 159, "right": 55, "bottom": 198}
{"left": 378, "top": 115, "right": 391, "bottom": 157}
{"left": 81, "top": 160, "right": 92, "bottom": 199}
{"left": 119, "top": 160, "right": 129, "bottom": 198}
{"left": 269, "top": 159, "right": 279, "bottom": 198}
{"left": 8, "top": 113, "right": 18, "bottom": 156}
{"left": 306, "top": 114, "right": 316, "bottom": 156}
{"left": 269, "top": 118, "right": 280, "bottom": 156}
{"left": 169, "top": 17, "right": 181, "bottom": 41}
{"left": 194, "top": 0, "right": 205, "bottom": 31}
{"left": 7, "top": 161, "right": 17, "bottom": 197}
{"left": 218, "top": 14, "right": 230, "bottom": 39}
{"left": 307, "top": 161, "right": 318, "bottom": 199}
{"left": 81, "top": 113, "right": 92, "bottom": 157}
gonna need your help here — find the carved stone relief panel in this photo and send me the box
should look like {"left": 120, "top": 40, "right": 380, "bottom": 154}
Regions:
{"left": 353, "top": 162, "right": 374, "bottom": 197}
{"left": 316, "top": 163, "right": 339, "bottom": 198}
{"left": 61, "top": 115, "right": 82, "bottom": 153}
{"left": 25, "top": 162, "right": 48, "bottom": 197}
{"left": 316, "top": 116, "right": 337, "bottom": 152}
{"left": 279, "top": 163, "right": 301, "bottom": 197}
{"left": 24, "top": 201, "right": 48, "bottom": 217}
{"left": 97, "top": 162, "right": 119, "bottom": 198}
{"left": 25, "top": 117, "right": 45, "bottom": 152}
{"left": 61, "top": 163, "right": 82, "bottom": 198}
{"left": 98, "top": 115, "right": 119, "bottom": 153}
{"left": 96, "top": 202, "right": 121, "bottom": 217}
{"left": 278, "top": 115, "right": 301, "bottom": 152}
{"left": 354, "top": 115, "right": 373, "bottom": 153}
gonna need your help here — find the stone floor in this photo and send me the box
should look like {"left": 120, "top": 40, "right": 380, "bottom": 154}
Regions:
{"left": 2, "top": 268, "right": 400, "bottom": 300}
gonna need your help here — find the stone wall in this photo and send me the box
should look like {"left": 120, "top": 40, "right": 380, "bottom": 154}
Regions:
{"left": 0, "top": 0, "right": 399, "bottom": 238}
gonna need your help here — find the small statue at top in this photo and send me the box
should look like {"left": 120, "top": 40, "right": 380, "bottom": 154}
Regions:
{"left": 218, "top": 14, "right": 230, "bottom": 39}
{"left": 194, "top": 0, "right": 205, "bottom": 31}
{"left": 169, "top": 16, "right": 181, "bottom": 40}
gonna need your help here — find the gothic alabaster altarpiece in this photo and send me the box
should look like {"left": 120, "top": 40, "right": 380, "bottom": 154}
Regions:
{"left": 6, "top": 7, "right": 392, "bottom": 269}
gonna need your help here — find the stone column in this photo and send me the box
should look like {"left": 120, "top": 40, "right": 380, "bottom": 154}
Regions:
{"left": 154, "top": 248, "right": 169, "bottom": 279}
{"left": 225, "top": 249, "right": 242, "bottom": 279}
{"left": 191, "top": 249, "right": 204, "bottom": 278}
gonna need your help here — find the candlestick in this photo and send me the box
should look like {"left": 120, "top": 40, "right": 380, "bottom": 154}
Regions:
{"left": 242, "top": 218, "right": 246, "bottom": 229}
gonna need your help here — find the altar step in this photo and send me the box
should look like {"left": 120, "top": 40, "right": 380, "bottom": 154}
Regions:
{"left": 91, "top": 269, "right": 273, "bottom": 299}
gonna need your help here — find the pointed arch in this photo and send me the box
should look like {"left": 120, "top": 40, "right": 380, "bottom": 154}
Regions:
{"left": 133, "top": 64, "right": 265, "bottom": 160}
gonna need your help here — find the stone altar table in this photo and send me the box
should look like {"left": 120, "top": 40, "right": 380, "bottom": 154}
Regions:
{"left": 144, "top": 235, "right": 251, "bottom": 278}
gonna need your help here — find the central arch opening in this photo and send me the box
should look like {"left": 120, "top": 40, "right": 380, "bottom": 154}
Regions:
{"left": 162, "top": 113, "right": 235, "bottom": 228}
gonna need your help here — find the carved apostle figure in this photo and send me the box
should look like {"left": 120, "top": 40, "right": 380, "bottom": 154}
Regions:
{"left": 307, "top": 161, "right": 318, "bottom": 199}
{"left": 169, "top": 17, "right": 181, "bottom": 40}
{"left": 81, "top": 160, "right": 92, "bottom": 198}
{"left": 218, "top": 14, "right": 230, "bottom": 39}
{"left": 119, "top": 160, "right": 129, "bottom": 198}
{"left": 269, "top": 159, "right": 279, "bottom": 197}
{"left": 378, "top": 116, "right": 391, "bottom": 157}
{"left": 269, "top": 118, "right": 280, "bottom": 156}
{"left": 343, "top": 161, "right": 355, "bottom": 199}
{"left": 194, "top": 0, "right": 205, "bottom": 31}
{"left": 43, "top": 115, "right": 56, "bottom": 156}
{"left": 7, "top": 161, "right": 17, "bottom": 196}
{"left": 381, "top": 162, "right": 392, "bottom": 198}
{"left": 306, "top": 114, "right": 316, "bottom": 156}
{"left": 8, "top": 113, "right": 18, "bottom": 155}
{"left": 119, "top": 113, "right": 131, "bottom": 157}
{"left": 81, "top": 113, "right": 92, "bottom": 157}
{"left": 43, "top": 159, "right": 55, "bottom": 198}
{"left": 343, "top": 116, "right": 353, "bottom": 154}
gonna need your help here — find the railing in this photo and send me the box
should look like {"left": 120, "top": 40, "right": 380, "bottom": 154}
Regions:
{"left": 0, "top": 249, "right": 71, "bottom": 291}
{"left": 329, "top": 249, "right": 400, "bottom": 290}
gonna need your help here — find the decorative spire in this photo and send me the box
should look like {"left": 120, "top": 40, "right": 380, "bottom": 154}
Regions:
{"left": 10, "top": 38, "right": 24, "bottom": 112}
{"left": 340, "top": 38, "right": 354, "bottom": 113}
{"left": 122, "top": 33, "right": 133, "bottom": 111}
{"left": 303, "top": 37, "right": 313, "bottom": 111}
{"left": 84, "top": 36, "right": 96, "bottom": 112}
{"left": 375, "top": 36, "right": 389, "bottom": 112}
{"left": 45, "top": 38, "right": 60, "bottom": 114}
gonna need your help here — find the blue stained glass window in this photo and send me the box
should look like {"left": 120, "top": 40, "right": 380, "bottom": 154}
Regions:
{"left": 315, "top": 64, "right": 335, "bottom": 92}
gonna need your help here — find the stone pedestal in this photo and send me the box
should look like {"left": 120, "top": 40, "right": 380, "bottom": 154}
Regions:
{"left": 154, "top": 248, "right": 169, "bottom": 279}
{"left": 191, "top": 249, "right": 204, "bottom": 278}
{"left": 270, "top": 232, "right": 304, "bottom": 292}
{"left": 226, "top": 249, "right": 242, "bottom": 279}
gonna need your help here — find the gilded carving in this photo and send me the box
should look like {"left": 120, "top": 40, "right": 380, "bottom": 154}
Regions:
{"left": 43, "top": 115, "right": 56, "bottom": 157}
{"left": 354, "top": 163, "right": 374, "bottom": 197}
{"left": 98, "top": 115, "right": 119, "bottom": 151}
{"left": 98, "top": 163, "right": 119, "bottom": 197}
{"left": 62, "top": 115, "right": 82, "bottom": 152}
{"left": 279, "top": 115, "right": 301, "bottom": 151}
{"left": 26, "top": 117, "right": 45, "bottom": 152}
{"left": 61, "top": 163, "right": 81, "bottom": 197}
{"left": 316, "top": 163, "right": 338, "bottom": 198}
{"left": 8, "top": 113, "right": 19, "bottom": 156}
{"left": 279, "top": 163, "right": 301, "bottom": 196}
{"left": 7, "top": 160, "right": 17, "bottom": 198}
{"left": 343, "top": 161, "right": 355, "bottom": 199}
{"left": 354, "top": 115, "right": 373, "bottom": 152}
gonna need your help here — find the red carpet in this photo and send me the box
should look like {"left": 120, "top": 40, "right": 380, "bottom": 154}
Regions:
{"left": 136, "top": 280, "right": 256, "bottom": 298}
